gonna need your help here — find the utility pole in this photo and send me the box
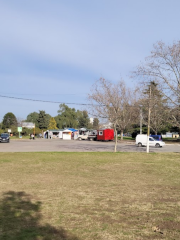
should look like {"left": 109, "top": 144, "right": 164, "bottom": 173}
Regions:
{"left": 178, "top": 82, "right": 180, "bottom": 136}
{"left": 140, "top": 107, "right": 142, "bottom": 134}
{"left": 33, "top": 123, "right": 35, "bottom": 136}
{"left": 147, "top": 84, "right": 151, "bottom": 153}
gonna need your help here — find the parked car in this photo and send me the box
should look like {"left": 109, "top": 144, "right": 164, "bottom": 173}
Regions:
{"left": 136, "top": 134, "right": 165, "bottom": 148}
{"left": 0, "top": 133, "right": 10, "bottom": 143}
{"left": 150, "top": 135, "right": 162, "bottom": 141}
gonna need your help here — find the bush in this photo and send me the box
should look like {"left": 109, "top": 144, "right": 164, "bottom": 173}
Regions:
{"left": 0, "top": 129, "right": 4, "bottom": 134}
{"left": 21, "top": 127, "right": 42, "bottom": 136}
{"left": 132, "top": 132, "right": 138, "bottom": 139}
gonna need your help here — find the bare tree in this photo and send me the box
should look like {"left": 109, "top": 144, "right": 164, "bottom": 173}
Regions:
{"left": 133, "top": 41, "right": 180, "bottom": 128}
{"left": 88, "top": 78, "right": 136, "bottom": 152}
{"left": 17, "top": 117, "right": 24, "bottom": 127}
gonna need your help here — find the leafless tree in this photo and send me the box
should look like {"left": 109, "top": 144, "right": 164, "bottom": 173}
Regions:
{"left": 17, "top": 117, "right": 25, "bottom": 127}
{"left": 133, "top": 41, "right": 180, "bottom": 128}
{"left": 88, "top": 78, "right": 136, "bottom": 152}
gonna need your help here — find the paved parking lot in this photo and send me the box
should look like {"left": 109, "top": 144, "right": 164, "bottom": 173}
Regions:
{"left": 0, "top": 139, "right": 180, "bottom": 152}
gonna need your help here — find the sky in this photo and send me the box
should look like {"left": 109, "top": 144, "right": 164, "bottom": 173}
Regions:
{"left": 1, "top": 0, "right": 180, "bottom": 122}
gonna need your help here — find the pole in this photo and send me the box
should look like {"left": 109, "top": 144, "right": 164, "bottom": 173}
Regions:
{"left": 147, "top": 85, "right": 151, "bottom": 153}
{"left": 178, "top": 82, "right": 180, "bottom": 136}
{"left": 140, "top": 108, "right": 142, "bottom": 134}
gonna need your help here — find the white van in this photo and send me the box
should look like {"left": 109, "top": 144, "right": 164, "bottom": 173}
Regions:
{"left": 136, "top": 134, "right": 165, "bottom": 148}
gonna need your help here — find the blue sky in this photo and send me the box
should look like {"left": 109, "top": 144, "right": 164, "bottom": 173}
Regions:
{"left": 1, "top": 0, "right": 180, "bottom": 121}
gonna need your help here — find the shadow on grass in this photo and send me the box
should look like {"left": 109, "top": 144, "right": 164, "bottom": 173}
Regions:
{"left": 0, "top": 191, "right": 79, "bottom": 240}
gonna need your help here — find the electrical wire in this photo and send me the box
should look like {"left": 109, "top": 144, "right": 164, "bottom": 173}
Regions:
{"left": 0, "top": 95, "right": 92, "bottom": 106}
{"left": 0, "top": 94, "right": 170, "bottom": 108}
{"left": 0, "top": 92, "right": 87, "bottom": 96}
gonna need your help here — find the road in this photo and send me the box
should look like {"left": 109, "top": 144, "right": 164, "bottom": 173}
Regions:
{"left": 0, "top": 139, "right": 180, "bottom": 152}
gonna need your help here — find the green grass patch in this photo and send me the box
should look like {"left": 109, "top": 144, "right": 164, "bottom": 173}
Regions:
{"left": 0, "top": 152, "right": 180, "bottom": 239}
{"left": 118, "top": 136, "right": 135, "bottom": 141}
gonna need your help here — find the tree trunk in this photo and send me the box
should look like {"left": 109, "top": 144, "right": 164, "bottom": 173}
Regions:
{"left": 114, "top": 128, "right": 117, "bottom": 152}
{"left": 121, "top": 130, "right": 123, "bottom": 140}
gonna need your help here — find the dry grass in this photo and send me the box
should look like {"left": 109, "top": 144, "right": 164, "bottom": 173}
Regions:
{"left": 0, "top": 152, "right": 180, "bottom": 239}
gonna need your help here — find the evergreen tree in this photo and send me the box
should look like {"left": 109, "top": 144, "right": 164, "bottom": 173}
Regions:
{"left": 142, "top": 81, "right": 170, "bottom": 135}
{"left": 48, "top": 117, "right": 58, "bottom": 129}
{"left": 55, "top": 104, "right": 78, "bottom": 129}
{"left": 93, "top": 118, "right": 99, "bottom": 129}
{"left": 37, "top": 111, "right": 51, "bottom": 130}
{"left": 77, "top": 111, "right": 90, "bottom": 128}
{"left": 2, "top": 112, "right": 17, "bottom": 129}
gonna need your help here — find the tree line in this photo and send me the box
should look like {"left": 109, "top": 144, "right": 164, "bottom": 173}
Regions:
{"left": 0, "top": 104, "right": 100, "bottom": 136}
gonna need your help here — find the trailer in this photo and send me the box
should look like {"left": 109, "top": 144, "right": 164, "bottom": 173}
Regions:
{"left": 88, "top": 129, "right": 114, "bottom": 141}
{"left": 97, "top": 129, "right": 114, "bottom": 141}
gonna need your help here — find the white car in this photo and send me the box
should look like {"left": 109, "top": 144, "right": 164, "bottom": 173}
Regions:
{"left": 136, "top": 134, "right": 165, "bottom": 148}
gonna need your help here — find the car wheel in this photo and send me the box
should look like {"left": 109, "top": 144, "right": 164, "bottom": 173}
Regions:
{"left": 155, "top": 143, "right": 160, "bottom": 148}
{"left": 138, "top": 142, "right": 142, "bottom": 147}
{"left": 78, "top": 137, "right": 82, "bottom": 141}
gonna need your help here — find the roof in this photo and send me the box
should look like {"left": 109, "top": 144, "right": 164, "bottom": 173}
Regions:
{"left": 63, "top": 129, "right": 72, "bottom": 132}
{"left": 49, "top": 129, "right": 64, "bottom": 132}
{"left": 67, "top": 128, "right": 78, "bottom": 132}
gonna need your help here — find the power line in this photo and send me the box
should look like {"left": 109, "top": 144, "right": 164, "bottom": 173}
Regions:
{"left": 0, "top": 94, "right": 144, "bottom": 108}
{"left": 0, "top": 92, "right": 87, "bottom": 96}
{"left": 0, "top": 94, "right": 173, "bottom": 108}
{"left": 0, "top": 95, "right": 92, "bottom": 106}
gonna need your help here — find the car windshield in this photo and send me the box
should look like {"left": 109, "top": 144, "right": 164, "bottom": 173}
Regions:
{"left": 1, "top": 134, "right": 9, "bottom": 137}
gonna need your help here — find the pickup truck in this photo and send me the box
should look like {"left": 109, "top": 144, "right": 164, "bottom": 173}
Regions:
{"left": 78, "top": 130, "right": 97, "bottom": 141}
{"left": 78, "top": 134, "right": 89, "bottom": 140}
{"left": 78, "top": 134, "right": 97, "bottom": 141}
{"left": 87, "top": 131, "right": 97, "bottom": 141}
{"left": 88, "top": 134, "right": 97, "bottom": 141}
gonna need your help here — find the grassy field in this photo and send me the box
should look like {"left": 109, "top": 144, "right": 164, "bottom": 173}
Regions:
{"left": 118, "top": 137, "right": 135, "bottom": 141}
{"left": 0, "top": 152, "right": 180, "bottom": 240}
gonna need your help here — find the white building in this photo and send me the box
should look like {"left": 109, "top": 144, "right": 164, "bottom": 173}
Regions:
{"left": 62, "top": 129, "right": 72, "bottom": 140}
{"left": 90, "top": 118, "right": 94, "bottom": 124}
